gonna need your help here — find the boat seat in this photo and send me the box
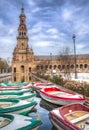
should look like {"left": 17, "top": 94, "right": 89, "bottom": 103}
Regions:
{"left": 71, "top": 114, "right": 89, "bottom": 124}
{"left": 49, "top": 91, "right": 65, "bottom": 95}
{"left": 0, "top": 117, "right": 4, "bottom": 125}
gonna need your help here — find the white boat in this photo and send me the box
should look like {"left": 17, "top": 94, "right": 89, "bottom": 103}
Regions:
{"left": 49, "top": 103, "right": 89, "bottom": 130}
{"left": 0, "top": 99, "right": 37, "bottom": 115}
{"left": 0, "top": 92, "right": 36, "bottom": 101}
{"left": 0, "top": 113, "right": 42, "bottom": 130}
{"left": 40, "top": 86, "right": 85, "bottom": 105}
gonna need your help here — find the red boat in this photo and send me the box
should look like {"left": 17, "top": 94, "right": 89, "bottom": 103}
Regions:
{"left": 49, "top": 103, "right": 89, "bottom": 130}
{"left": 40, "top": 86, "right": 85, "bottom": 105}
{"left": 32, "top": 82, "right": 53, "bottom": 90}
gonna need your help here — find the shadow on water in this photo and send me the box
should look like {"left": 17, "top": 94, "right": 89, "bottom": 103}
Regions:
{"left": 29, "top": 94, "right": 61, "bottom": 130}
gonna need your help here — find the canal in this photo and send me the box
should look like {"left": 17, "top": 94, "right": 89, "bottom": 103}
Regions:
{"left": 30, "top": 94, "right": 59, "bottom": 130}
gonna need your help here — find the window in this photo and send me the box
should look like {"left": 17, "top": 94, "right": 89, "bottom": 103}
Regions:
{"left": 29, "top": 67, "right": 31, "bottom": 72}
{"left": 14, "top": 67, "right": 16, "bottom": 72}
{"left": 14, "top": 76, "right": 16, "bottom": 82}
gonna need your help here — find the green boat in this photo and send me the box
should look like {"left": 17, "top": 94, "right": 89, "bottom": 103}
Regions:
{"left": 0, "top": 82, "right": 29, "bottom": 86}
{"left": 0, "top": 88, "right": 32, "bottom": 95}
{"left": 0, "top": 113, "right": 42, "bottom": 130}
{"left": 0, "top": 99, "right": 37, "bottom": 115}
{"left": 0, "top": 92, "right": 36, "bottom": 101}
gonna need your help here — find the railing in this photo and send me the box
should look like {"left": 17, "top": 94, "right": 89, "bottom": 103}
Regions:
{"left": 0, "top": 73, "right": 11, "bottom": 82}
{"left": 31, "top": 73, "right": 48, "bottom": 83}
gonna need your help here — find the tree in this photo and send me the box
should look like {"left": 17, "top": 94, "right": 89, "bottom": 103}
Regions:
{"left": 0, "top": 58, "right": 9, "bottom": 73}
{"left": 59, "top": 47, "right": 73, "bottom": 79}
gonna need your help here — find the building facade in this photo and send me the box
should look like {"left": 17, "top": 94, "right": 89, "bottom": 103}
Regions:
{"left": 12, "top": 8, "right": 89, "bottom": 82}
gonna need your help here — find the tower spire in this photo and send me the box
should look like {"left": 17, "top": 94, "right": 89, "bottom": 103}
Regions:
{"left": 21, "top": 4, "right": 24, "bottom": 15}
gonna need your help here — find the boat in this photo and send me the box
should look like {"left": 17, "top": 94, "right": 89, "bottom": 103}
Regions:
{"left": 0, "top": 82, "right": 32, "bottom": 90}
{"left": 0, "top": 113, "right": 42, "bottom": 130}
{"left": 0, "top": 92, "right": 36, "bottom": 101}
{"left": 0, "top": 88, "right": 32, "bottom": 95}
{"left": 49, "top": 103, "right": 89, "bottom": 130}
{"left": 0, "top": 99, "right": 37, "bottom": 115}
{"left": 32, "top": 82, "right": 53, "bottom": 90}
{"left": 0, "top": 82, "right": 29, "bottom": 86}
{"left": 40, "top": 86, "right": 85, "bottom": 105}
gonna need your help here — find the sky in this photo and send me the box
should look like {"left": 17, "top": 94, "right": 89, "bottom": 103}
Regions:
{"left": 0, "top": 0, "right": 89, "bottom": 61}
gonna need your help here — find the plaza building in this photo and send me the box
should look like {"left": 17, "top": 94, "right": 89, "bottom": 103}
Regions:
{"left": 12, "top": 7, "right": 89, "bottom": 82}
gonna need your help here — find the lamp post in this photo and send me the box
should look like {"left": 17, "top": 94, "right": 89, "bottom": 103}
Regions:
{"left": 72, "top": 34, "right": 77, "bottom": 79}
{"left": 50, "top": 53, "right": 52, "bottom": 75}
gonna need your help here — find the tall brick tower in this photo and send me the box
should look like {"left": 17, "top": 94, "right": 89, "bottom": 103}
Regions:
{"left": 12, "top": 7, "right": 34, "bottom": 82}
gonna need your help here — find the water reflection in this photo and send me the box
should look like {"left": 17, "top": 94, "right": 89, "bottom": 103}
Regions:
{"left": 30, "top": 97, "right": 58, "bottom": 130}
{"left": 40, "top": 98, "right": 59, "bottom": 111}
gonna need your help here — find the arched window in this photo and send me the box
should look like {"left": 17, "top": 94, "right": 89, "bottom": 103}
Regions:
{"left": 41, "top": 65, "right": 43, "bottom": 70}
{"left": 45, "top": 65, "right": 48, "bottom": 69}
{"left": 76, "top": 64, "right": 78, "bottom": 68}
{"left": 36, "top": 65, "right": 39, "bottom": 69}
{"left": 67, "top": 65, "right": 69, "bottom": 69}
{"left": 84, "top": 64, "right": 88, "bottom": 68}
{"left": 62, "top": 65, "right": 65, "bottom": 69}
{"left": 29, "top": 67, "right": 31, "bottom": 72}
{"left": 58, "top": 65, "right": 61, "bottom": 69}
{"left": 54, "top": 65, "right": 56, "bottom": 69}
{"left": 80, "top": 64, "right": 83, "bottom": 69}
{"left": 19, "top": 32, "right": 21, "bottom": 36}
{"left": 21, "top": 65, "right": 24, "bottom": 72}
{"left": 49, "top": 65, "right": 52, "bottom": 69}
{"left": 71, "top": 65, "right": 74, "bottom": 69}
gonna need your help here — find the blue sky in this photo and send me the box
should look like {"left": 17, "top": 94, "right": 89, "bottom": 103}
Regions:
{"left": 0, "top": 0, "right": 89, "bottom": 60}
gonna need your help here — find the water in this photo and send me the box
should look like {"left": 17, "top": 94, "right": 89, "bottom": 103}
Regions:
{"left": 30, "top": 95, "right": 58, "bottom": 130}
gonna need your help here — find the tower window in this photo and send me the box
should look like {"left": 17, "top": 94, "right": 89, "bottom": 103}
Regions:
{"left": 14, "top": 67, "right": 16, "bottom": 72}
{"left": 21, "top": 20, "right": 24, "bottom": 23}
{"left": 22, "top": 43, "right": 24, "bottom": 49}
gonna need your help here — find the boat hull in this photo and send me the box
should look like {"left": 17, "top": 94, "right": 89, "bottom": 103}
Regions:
{"left": 40, "top": 93, "right": 85, "bottom": 105}
{"left": 40, "top": 86, "right": 85, "bottom": 105}
{"left": 0, "top": 113, "right": 42, "bottom": 130}
{"left": 0, "top": 99, "right": 37, "bottom": 115}
{"left": 49, "top": 103, "right": 89, "bottom": 130}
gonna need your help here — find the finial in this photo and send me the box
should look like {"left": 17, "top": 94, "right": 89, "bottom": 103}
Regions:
{"left": 21, "top": 3, "right": 24, "bottom": 14}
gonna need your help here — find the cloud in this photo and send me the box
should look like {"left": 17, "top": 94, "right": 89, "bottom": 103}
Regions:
{"left": 0, "top": 0, "right": 89, "bottom": 59}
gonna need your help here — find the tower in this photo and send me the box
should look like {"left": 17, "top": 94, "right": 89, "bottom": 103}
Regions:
{"left": 12, "top": 7, "right": 34, "bottom": 82}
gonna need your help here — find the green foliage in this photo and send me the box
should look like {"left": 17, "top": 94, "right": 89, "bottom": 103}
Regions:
{"left": 0, "top": 59, "right": 9, "bottom": 69}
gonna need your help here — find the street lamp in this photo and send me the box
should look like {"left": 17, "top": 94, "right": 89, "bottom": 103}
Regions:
{"left": 72, "top": 34, "right": 77, "bottom": 79}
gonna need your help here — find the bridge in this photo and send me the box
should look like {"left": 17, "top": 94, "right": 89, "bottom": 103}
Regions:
{"left": 0, "top": 73, "right": 11, "bottom": 82}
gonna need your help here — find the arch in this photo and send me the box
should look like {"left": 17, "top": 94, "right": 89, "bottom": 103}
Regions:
{"left": 80, "top": 64, "right": 83, "bottom": 69}
{"left": 71, "top": 64, "right": 74, "bottom": 69}
{"left": 84, "top": 64, "right": 88, "bottom": 68}
{"left": 58, "top": 65, "right": 61, "bottom": 69}
{"left": 54, "top": 65, "right": 56, "bottom": 69}
{"left": 21, "top": 65, "right": 24, "bottom": 72}
{"left": 29, "top": 67, "right": 31, "bottom": 72}
{"left": 49, "top": 65, "right": 52, "bottom": 69}
{"left": 41, "top": 65, "right": 43, "bottom": 70}
{"left": 45, "top": 65, "right": 48, "bottom": 69}
{"left": 67, "top": 65, "right": 69, "bottom": 69}
{"left": 76, "top": 64, "right": 78, "bottom": 68}
{"left": 36, "top": 65, "right": 39, "bottom": 69}
{"left": 62, "top": 65, "right": 65, "bottom": 69}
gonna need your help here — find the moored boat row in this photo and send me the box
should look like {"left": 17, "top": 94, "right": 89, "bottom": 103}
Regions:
{"left": 34, "top": 81, "right": 89, "bottom": 130}
{"left": 1, "top": 80, "right": 89, "bottom": 130}
{"left": 0, "top": 82, "right": 42, "bottom": 130}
